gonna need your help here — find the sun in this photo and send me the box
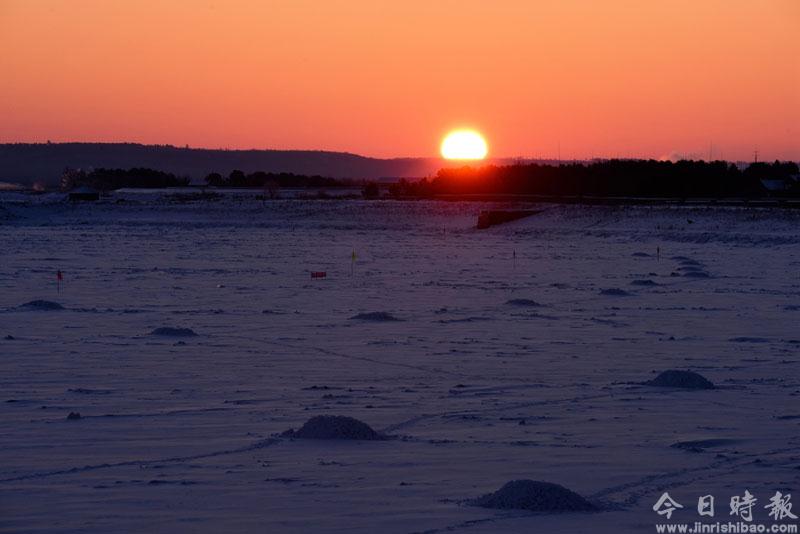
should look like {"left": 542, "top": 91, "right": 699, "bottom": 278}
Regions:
{"left": 440, "top": 129, "right": 488, "bottom": 160}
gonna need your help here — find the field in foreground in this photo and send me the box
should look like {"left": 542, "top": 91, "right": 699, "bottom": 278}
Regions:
{"left": 1, "top": 194, "right": 798, "bottom": 533}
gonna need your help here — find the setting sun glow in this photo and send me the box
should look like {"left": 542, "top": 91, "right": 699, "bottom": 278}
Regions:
{"left": 440, "top": 130, "right": 488, "bottom": 160}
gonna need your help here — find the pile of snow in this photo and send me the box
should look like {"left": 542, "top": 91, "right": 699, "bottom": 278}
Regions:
{"left": 349, "top": 312, "right": 400, "bottom": 322}
{"left": 630, "top": 279, "right": 658, "bottom": 287}
{"left": 600, "top": 288, "right": 632, "bottom": 297}
{"left": 283, "top": 415, "right": 385, "bottom": 440}
{"left": 644, "top": 370, "right": 715, "bottom": 390}
{"left": 470, "top": 480, "right": 597, "bottom": 513}
{"left": 505, "top": 299, "right": 543, "bottom": 307}
{"left": 18, "top": 300, "right": 64, "bottom": 311}
{"left": 682, "top": 271, "right": 710, "bottom": 278}
{"left": 149, "top": 327, "right": 198, "bottom": 337}
{"left": 670, "top": 438, "right": 738, "bottom": 451}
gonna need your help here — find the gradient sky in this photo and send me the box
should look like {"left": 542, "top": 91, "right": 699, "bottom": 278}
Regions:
{"left": 1, "top": 0, "right": 798, "bottom": 160}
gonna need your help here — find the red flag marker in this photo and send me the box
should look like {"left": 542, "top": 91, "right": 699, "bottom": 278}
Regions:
{"left": 311, "top": 271, "right": 327, "bottom": 279}
{"left": 56, "top": 270, "right": 63, "bottom": 293}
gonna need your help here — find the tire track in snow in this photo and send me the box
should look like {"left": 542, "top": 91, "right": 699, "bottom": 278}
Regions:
{"left": 0, "top": 438, "right": 281, "bottom": 484}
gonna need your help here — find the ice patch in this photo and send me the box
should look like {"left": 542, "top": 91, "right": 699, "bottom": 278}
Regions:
{"left": 469, "top": 480, "right": 597, "bottom": 513}
{"left": 283, "top": 415, "right": 386, "bottom": 440}
{"left": 644, "top": 370, "right": 715, "bottom": 390}
{"left": 149, "top": 327, "right": 198, "bottom": 337}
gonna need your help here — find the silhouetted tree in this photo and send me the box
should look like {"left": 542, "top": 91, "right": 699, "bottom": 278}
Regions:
{"left": 205, "top": 172, "right": 224, "bottom": 186}
{"left": 67, "top": 168, "right": 190, "bottom": 190}
{"left": 387, "top": 159, "right": 792, "bottom": 199}
{"left": 362, "top": 182, "right": 380, "bottom": 199}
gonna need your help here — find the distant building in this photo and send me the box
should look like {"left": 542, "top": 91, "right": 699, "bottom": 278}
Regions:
{"left": 68, "top": 185, "right": 100, "bottom": 201}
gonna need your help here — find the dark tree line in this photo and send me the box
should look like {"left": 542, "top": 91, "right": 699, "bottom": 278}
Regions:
{"left": 205, "top": 170, "right": 342, "bottom": 188}
{"left": 389, "top": 160, "right": 800, "bottom": 199}
{"left": 62, "top": 167, "right": 190, "bottom": 191}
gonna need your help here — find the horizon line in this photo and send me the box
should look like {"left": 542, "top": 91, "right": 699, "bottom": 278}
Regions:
{"left": 1, "top": 140, "right": 792, "bottom": 164}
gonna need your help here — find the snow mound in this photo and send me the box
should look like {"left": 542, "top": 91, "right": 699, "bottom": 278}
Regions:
{"left": 149, "top": 327, "right": 198, "bottom": 337}
{"left": 470, "top": 480, "right": 597, "bottom": 513}
{"left": 284, "top": 415, "right": 385, "bottom": 440}
{"left": 350, "top": 312, "right": 400, "bottom": 322}
{"left": 630, "top": 279, "right": 658, "bottom": 286}
{"left": 729, "top": 336, "right": 769, "bottom": 343}
{"left": 19, "top": 300, "right": 64, "bottom": 311}
{"left": 505, "top": 299, "right": 543, "bottom": 307}
{"left": 670, "top": 438, "right": 739, "bottom": 451}
{"left": 645, "top": 370, "right": 715, "bottom": 389}
{"left": 683, "top": 271, "right": 710, "bottom": 278}
{"left": 600, "top": 288, "right": 632, "bottom": 297}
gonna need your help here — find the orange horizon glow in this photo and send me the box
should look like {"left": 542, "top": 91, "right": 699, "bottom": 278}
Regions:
{"left": 1, "top": 0, "right": 798, "bottom": 161}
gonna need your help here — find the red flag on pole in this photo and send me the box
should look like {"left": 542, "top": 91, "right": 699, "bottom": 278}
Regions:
{"left": 57, "top": 270, "right": 63, "bottom": 282}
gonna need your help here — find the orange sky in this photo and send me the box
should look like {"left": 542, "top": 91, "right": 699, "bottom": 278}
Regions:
{"left": 1, "top": 0, "right": 798, "bottom": 160}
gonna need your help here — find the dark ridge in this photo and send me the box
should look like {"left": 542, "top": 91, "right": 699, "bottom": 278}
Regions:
{"left": 0, "top": 142, "right": 457, "bottom": 186}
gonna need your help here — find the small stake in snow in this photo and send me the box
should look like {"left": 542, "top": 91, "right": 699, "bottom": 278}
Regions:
{"left": 351, "top": 249, "right": 357, "bottom": 277}
{"left": 513, "top": 249, "right": 516, "bottom": 271}
{"left": 56, "top": 270, "right": 63, "bottom": 293}
{"left": 657, "top": 246, "right": 661, "bottom": 261}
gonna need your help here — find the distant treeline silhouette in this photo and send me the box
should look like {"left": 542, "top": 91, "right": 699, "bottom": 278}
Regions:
{"left": 389, "top": 160, "right": 800, "bottom": 198}
{"left": 204, "top": 170, "right": 343, "bottom": 188}
{"left": 62, "top": 167, "right": 190, "bottom": 190}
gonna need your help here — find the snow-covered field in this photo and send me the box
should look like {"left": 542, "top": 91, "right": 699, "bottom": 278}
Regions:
{"left": 1, "top": 193, "right": 799, "bottom": 533}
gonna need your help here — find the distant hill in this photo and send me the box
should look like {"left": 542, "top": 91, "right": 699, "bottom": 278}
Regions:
{"left": 0, "top": 143, "right": 526, "bottom": 187}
